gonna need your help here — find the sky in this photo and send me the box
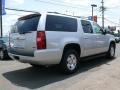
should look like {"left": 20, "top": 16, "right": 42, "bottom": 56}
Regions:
{"left": 2, "top": 0, "right": 120, "bottom": 36}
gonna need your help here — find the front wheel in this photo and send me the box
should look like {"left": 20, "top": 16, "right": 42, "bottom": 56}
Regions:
{"left": 60, "top": 49, "right": 80, "bottom": 74}
{"left": 106, "top": 44, "right": 115, "bottom": 58}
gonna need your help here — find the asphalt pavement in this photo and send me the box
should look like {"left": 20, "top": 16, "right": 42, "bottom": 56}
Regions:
{"left": 0, "top": 44, "right": 120, "bottom": 90}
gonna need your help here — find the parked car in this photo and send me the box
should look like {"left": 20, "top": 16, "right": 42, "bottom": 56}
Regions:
{"left": 105, "top": 28, "right": 120, "bottom": 43}
{"left": 114, "top": 36, "right": 120, "bottom": 43}
{"left": 0, "top": 37, "right": 10, "bottom": 60}
{"left": 105, "top": 28, "right": 114, "bottom": 35}
{"left": 8, "top": 12, "right": 116, "bottom": 74}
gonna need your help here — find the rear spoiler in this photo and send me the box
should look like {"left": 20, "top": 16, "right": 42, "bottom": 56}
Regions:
{"left": 18, "top": 14, "right": 41, "bottom": 20}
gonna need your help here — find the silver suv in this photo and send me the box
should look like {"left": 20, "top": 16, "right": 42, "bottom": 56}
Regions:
{"left": 9, "top": 12, "right": 116, "bottom": 74}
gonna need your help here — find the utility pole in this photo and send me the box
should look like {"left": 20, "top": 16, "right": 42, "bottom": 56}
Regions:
{"left": 101, "top": 0, "right": 104, "bottom": 28}
{"left": 119, "top": 18, "right": 120, "bottom": 30}
{"left": 0, "top": 0, "right": 2, "bottom": 37}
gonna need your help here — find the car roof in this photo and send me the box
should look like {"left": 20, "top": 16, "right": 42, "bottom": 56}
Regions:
{"left": 47, "top": 12, "right": 94, "bottom": 22}
{"left": 47, "top": 12, "right": 78, "bottom": 19}
{"left": 18, "top": 12, "right": 94, "bottom": 23}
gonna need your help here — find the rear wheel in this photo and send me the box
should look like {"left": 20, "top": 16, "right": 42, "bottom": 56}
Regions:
{"left": 60, "top": 49, "right": 79, "bottom": 74}
{"left": 106, "top": 43, "right": 115, "bottom": 58}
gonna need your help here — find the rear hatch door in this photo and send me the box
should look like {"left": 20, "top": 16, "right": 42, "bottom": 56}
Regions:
{"left": 9, "top": 14, "right": 41, "bottom": 56}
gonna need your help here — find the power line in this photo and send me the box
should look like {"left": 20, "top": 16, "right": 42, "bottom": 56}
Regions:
{"left": 98, "top": 16, "right": 120, "bottom": 25}
{"left": 47, "top": 0, "right": 99, "bottom": 11}
{"left": 5, "top": 7, "right": 119, "bottom": 25}
{"left": 43, "top": 0, "right": 88, "bottom": 8}
{"left": 104, "top": 18, "right": 119, "bottom": 25}
{"left": 4, "top": 14, "right": 23, "bottom": 16}
{"left": 5, "top": 8, "right": 39, "bottom": 14}
{"left": 107, "top": 6, "right": 120, "bottom": 9}
{"left": 35, "top": 0, "right": 90, "bottom": 10}
{"left": 5, "top": 1, "right": 99, "bottom": 17}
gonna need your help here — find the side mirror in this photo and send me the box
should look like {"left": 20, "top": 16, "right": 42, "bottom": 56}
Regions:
{"left": 102, "top": 29, "right": 107, "bottom": 35}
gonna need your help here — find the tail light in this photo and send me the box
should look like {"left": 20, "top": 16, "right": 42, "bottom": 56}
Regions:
{"left": 37, "top": 31, "right": 46, "bottom": 49}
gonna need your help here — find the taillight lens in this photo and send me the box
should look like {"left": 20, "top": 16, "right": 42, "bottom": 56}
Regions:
{"left": 37, "top": 31, "right": 46, "bottom": 49}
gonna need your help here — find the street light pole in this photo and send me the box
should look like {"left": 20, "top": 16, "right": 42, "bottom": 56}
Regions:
{"left": 91, "top": 4, "right": 97, "bottom": 21}
{"left": 92, "top": 6, "right": 93, "bottom": 20}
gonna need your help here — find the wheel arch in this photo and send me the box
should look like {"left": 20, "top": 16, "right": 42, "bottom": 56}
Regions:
{"left": 110, "top": 41, "right": 116, "bottom": 49}
{"left": 62, "top": 43, "right": 81, "bottom": 57}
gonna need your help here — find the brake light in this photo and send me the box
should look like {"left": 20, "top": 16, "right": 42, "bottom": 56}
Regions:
{"left": 37, "top": 31, "right": 46, "bottom": 49}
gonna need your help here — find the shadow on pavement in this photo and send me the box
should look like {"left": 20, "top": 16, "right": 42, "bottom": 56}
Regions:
{"left": 3, "top": 57, "right": 115, "bottom": 89}
{"left": 0, "top": 59, "right": 13, "bottom": 61}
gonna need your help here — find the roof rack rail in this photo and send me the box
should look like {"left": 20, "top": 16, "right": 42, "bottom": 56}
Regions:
{"left": 48, "top": 12, "right": 73, "bottom": 16}
{"left": 47, "top": 12, "right": 82, "bottom": 18}
{"left": 48, "top": 12, "right": 61, "bottom": 14}
{"left": 74, "top": 16, "right": 82, "bottom": 18}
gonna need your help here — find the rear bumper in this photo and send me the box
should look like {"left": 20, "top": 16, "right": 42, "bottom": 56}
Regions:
{"left": 9, "top": 49, "right": 62, "bottom": 65}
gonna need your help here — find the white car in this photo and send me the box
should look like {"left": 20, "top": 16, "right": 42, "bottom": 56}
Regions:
{"left": 8, "top": 12, "right": 116, "bottom": 74}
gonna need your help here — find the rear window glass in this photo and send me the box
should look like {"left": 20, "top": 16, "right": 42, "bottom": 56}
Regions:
{"left": 13, "top": 15, "right": 40, "bottom": 34}
{"left": 46, "top": 15, "right": 77, "bottom": 32}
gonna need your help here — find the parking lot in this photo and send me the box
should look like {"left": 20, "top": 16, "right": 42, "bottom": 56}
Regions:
{"left": 0, "top": 44, "right": 120, "bottom": 90}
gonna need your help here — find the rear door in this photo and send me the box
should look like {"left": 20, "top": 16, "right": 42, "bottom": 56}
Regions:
{"left": 9, "top": 14, "right": 41, "bottom": 56}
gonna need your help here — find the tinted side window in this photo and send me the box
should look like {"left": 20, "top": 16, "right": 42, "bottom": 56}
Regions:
{"left": 46, "top": 15, "right": 77, "bottom": 32}
{"left": 81, "top": 20, "right": 93, "bottom": 33}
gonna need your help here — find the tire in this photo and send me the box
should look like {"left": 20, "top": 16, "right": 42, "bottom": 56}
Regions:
{"left": 0, "top": 50, "right": 5, "bottom": 60}
{"left": 60, "top": 49, "right": 80, "bottom": 74}
{"left": 106, "top": 43, "right": 115, "bottom": 59}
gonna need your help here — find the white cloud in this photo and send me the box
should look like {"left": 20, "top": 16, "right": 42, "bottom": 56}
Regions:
{"left": 11, "top": 0, "right": 25, "bottom": 4}
{"left": 105, "top": 0, "right": 120, "bottom": 7}
{"left": 64, "top": 0, "right": 120, "bottom": 9}
{"left": 3, "top": 10, "right": 32, "bottom": 28}
{"left": 64, "top": 0, "right": 91, "bottom": 6}
{"left": 6, "top": 0, "right": 25, "bottom": 6}
{"left": 2, "top": 9, "right": 32, "bottom": 36}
